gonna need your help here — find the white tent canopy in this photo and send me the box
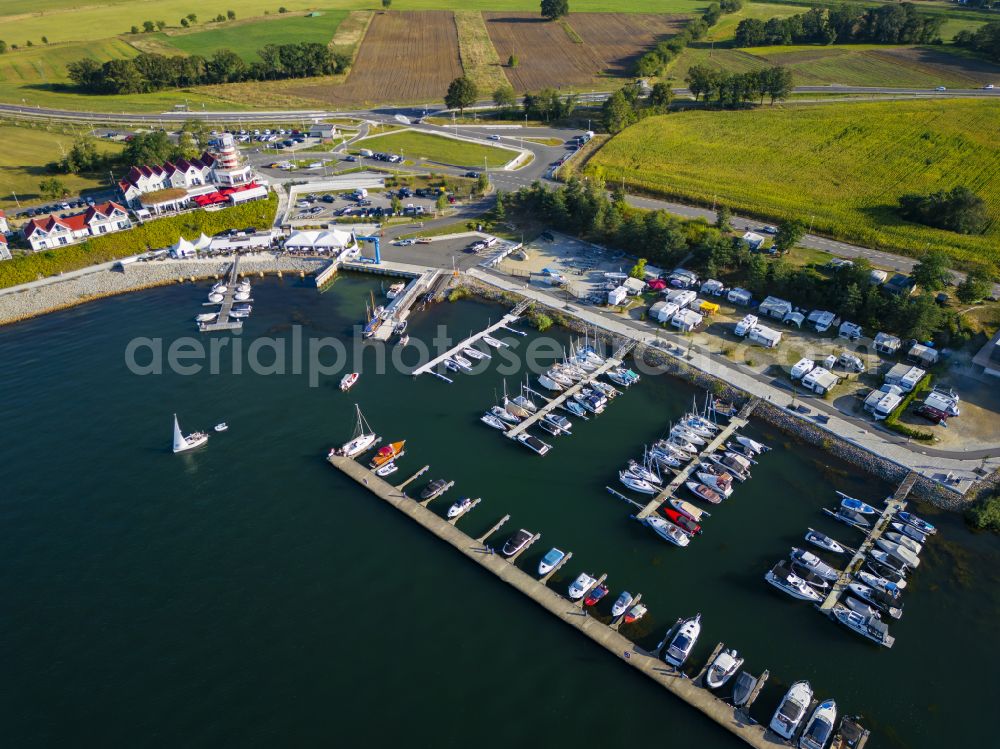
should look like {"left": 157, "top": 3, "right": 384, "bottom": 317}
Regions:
{"left": 285, "top": 229, "right": 355, "bottom": 251}
{"left": 194, "top": 233, "right": 213, "bottom": 251}
{"left": 170, "top": 237, "right": 197, "bottom": 257}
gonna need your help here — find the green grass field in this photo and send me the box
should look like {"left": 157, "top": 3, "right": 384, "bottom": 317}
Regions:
{"left": 356, "top": 130, "right": 517, "bottom": 167}
{"left": 585, "top": 99, "right": 1000, "bottom": 269}
{"left": 154, "top": 12, "right": 348, "bottom": 61}
{"left": 0, "top": 125, "right": 123, "bottom": 208}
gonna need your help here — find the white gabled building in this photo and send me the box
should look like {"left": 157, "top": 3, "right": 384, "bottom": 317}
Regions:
{"left": 22, "top": 202, "right": 131, "bottom": 251}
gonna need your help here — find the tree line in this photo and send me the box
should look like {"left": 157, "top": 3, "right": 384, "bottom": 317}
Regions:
{"left": 686, "top": 65, "right": 794, "bottom": 108}
{"left": 67, "top": 44, "right": 349, "bottom": 94}
{"left": 601, "top": 82, "right": 675, "bottom": 134}
{"left": 635, "top": 1, "right": 744, "bottom": 77}
{"left": 898, "top": 187, "right": 989, "bottom": 236}
{"left": 733, "top": 3, "right": 942, "bottom": 47}
{"left": 954, "top": 21, "right": 1000, "bottom": 62}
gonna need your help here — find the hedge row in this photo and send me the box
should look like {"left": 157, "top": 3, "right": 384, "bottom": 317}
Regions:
{"left": 0, "top": 195, "right": 277, "bottom": 289}
{"left": 884, "top": 375, "right": 935, "bottom": 441}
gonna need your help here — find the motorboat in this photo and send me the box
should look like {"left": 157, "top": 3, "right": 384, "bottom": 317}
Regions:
{"left": 214, "top": 422, "right": 228, "bottom": 432}
{"left": 687, "top": 481, "right": 724, "bottom": 504}
{"left": 716, "top": 451, "right": 752, "bottom": 475}
{"left": 789, "top": 562, "right": 831, "bottom": 590}
{"left": 790, "top": 548, "right": 839, "bottom": 581}
{"left": 832, "top": 605, "right": 894, "bottom": 647}
{"left": 725, "top": 441, "right": 759, "bottom": 462}
{"left": 394, "top": 320, "right": 408, "bottom": 336}
{"left": 481, "top": 413, "right": 508, "bottom": 430}
{"left": 444, "top": 358, "right": 461, "bottom": 373}
{"left": 662, "top": 508, "right": 701, "bottom": 536}
{"left": 207, "top": 292, "right": 224, "bottom": 304}
{"left": 620, "top": 471, "right": 658, "bottom": 495}
{"left": 453, "top": 355, "right": 474, "bottom": 371}
{"left": 736, "top": 435, "right": 770, "bottom": 455}
{"left": 606, "top": 369, "right": 631, "bottom": 387}
{"left": 696, "top": 472, "right": 733, "bottom": 498}
{"left": 491, "top": 405, "right": 519, "bottom": 424}
{"left": 543, "top": 413, "right": 572, "bottom": 434}
{"left": 770, "top": 680, "right": 813, "bottom": 740}
{"left": 398, "top": 335, "right": 410, "bottom": 347}
{"left": 626, "top": 460, "right": 660, "bottom": 485}
{"left": 800, "top": 700, "right": 837, "bottom": 749}
{"left": 833, "top": 507, "right": 871, "bottom": 530}
{"left": 664, "top": 614, "right": 701, "bottom": 667}
{"left": 669, "top": 436, "right": 699, "bottom": 455}
{"left": 328, "top": 404, "right": 378, "bottom": 458}
{"left": 855, "top": 569, "right": 905, "bottom": 593}
{"left": 844, "top": 596, "right": 880, "bottom": 620}
{"left": 232, "top": 304, "right": 252, "bottom": 313}
{"left": 461, "top": 346, "right": 488, "bottom": 362}
{"left": 446, "top": 497, "right": 473, "bottom": 519}
{"left": 890, "top": 521, "right": 927, "bottom": 545}
{"left": 584, "top": 583, "right": 610, "bottom": 607}
{"left": 611, "top": 591, "right": 633, "bottom": 618}
{"left": 875, "top": 538, "right": 920, "bottom": 568}
{"left": 386, "top": 281, "right": 405, "bottom": 299}
{"left": 589, "top": 380, "right": 619, "bottom": 399}
{"left": 482, "top": 335, "right": 505, "bottom": 348}
{"left": 537, "top": 374, "right": 565, "bottom": 392}
{"left": 765, "top": 562, "right": 822, "bottom": 602}
{"left": 420, "top": 479, "right": 451, "bottom": 500}
{"left": 370, "top": 440, "right": 405, "bottom": 468}
{"left": 374, "top": 462, "right": 397, "bottom": 477}
{"left": 502, "top": 528, "right": 534, "bottom": 556}
{"left": 848, "top": 583, "right": 902, "bottom": 619}
{"left": 624, "top": 602, "right": 647, "bottom": 623}
{"left": 831, "top": 716, "right": 870, "bottom": 748}
{"left": 868, "top": 550, "right": 909, "bottom": 578}
{"left": 805, "top": 529, "right": 846, "bottom": 554}
{"left": 538, "top": 547, "right": 566, "bottom": 576}
{"left": 568, "top": 572, "right": 597, "bottom": 600}
{"left": 885, "top": 532, "right": 922, "bottom": 555}
{"left": 840, "top": 496, "right": 876, "bottom": 515}
{"left": 340, "top": 372, "right": 360, "bottom": 392}
{"left": 517, "top": 433, "right": 552, "bottom": 456}
{"left": 898, "top": 511, "right": 936, "bottom": 535}
{"left": 732, "top": 672, "right": 758, "bottom": 707}
{"left": 705, "top": 649, "right": 744, "bottom": 689}
{"left": 572, "top": 392, "right": 606, "bottom": 415}
{"left": 645, "top": 516, "right": 690, "bottom": 547}
{"left": 547, "top": 369, "right": 574, "bottom": 387}
{"left": 234, "top": 290, "right": 251, "bottom": 302}
{"left": 707, "top": 454, "right": 748, "bottom": 481}
{"left": 212, "top": 282, "right": 228, "bottom": 293}
{"left": 539, "top": 419, "right": 561, "bottom": 437}
{"left": 195, "top": 312, "right": 217, "bottom": 322}
{"left": 228, "top": 310, "right": 250, "bottom": 320}
{"left": 172, "top": 414, "right": 208, "bottom": 453}
{"left": 670, "top": 498, "right": 711, "bottom": 522}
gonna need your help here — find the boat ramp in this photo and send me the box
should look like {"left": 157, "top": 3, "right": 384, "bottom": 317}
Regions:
{"left": 199, "top": 257, "right": 246, "bottom": 332}
{"left": 327, "top": 453, "right": 777, "bottom": 749}
{"left": 635, "top": 398, "right": 759, "bottom": 520}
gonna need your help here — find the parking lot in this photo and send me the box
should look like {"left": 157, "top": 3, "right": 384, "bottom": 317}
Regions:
{"left": 288, "top": 186, "right": 446, "bottom": 223}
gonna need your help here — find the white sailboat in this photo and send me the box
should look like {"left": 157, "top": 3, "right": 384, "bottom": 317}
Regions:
{"left": 172, "top": 414, "right": 208, "bottom": 453}
{"left": 329, "top": 404, "right": 379, "bottom": 458}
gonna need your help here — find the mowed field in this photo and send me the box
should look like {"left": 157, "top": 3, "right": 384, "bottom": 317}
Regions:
{"left": 485, "top": 12, "right": 686, "bottom": 91}
{"left": 357, "top": 130, "right": 517, "bottom": 167}
{"left": 286, "top": 11, "right": 463, "bottom": 106}
{"left": 585, "top": 100, "right": 1000, "bottom": 268}
{"left": 152, "top": 12, "right": 348, "bottom": 61}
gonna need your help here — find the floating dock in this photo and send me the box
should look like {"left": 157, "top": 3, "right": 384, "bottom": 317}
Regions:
{"left": 327, "top": 453, "right": 775, "bottom": 749}
{"left": 635, "top": 399, "right": 759, "bottom": 520}
{"left": 818, "top": 471, "right": 917, "bottom": 613}
{"left": 413, "top": 300, "right": 532, "bottom": 377}
{"left": 199, "top": 258, "right": 245, "bottom": 332}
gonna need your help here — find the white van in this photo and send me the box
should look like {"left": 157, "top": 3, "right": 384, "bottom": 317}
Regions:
{"left": 359, "top": 149, "right": 374, "bottom": 158}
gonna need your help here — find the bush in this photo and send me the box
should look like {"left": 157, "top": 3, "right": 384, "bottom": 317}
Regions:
{"left": 966, "top": 493, "right": 1000, "bottom": 534}
{"left": 884, "top": 376, "right": 934, "bottom": 441}
{"left": 529, "top": 310, "right": 553, "bottom": 331}
{"left": 0, "top": 196, "right": 277, "bottom": 289}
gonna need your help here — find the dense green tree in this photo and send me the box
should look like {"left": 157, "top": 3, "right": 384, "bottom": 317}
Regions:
{"left": 540, "top": 0, "right": 569, "bottom": 21}
{"left": 39, "top": 177, "right": 68, "bottom": 200}
{"left": 131, "top": 26, "right": 140, "bottom": 34}
{"left": 382, "top": 0, "right": 392, "bottom": 9}
{"left": 122, "top": 130, "right": 175, "bottom": 166}
{"left": 648, "top": 81, "right": 673, "bottom": 110}
{"left": 956, "top": 267, "right": 993, "bottom": 303}
{"left": 476, "top": 172, "right": 490, "bottom": 195}
{"left": 898, "top": 186, "right": 988, "bottom": 235}
{"left": 61, "top": 139, "right": 103, "bottom": 174}
{"left": 911, "top": 249, "right": 951, "bottom": 291}
{"left": 0, "top": 41, "right": 7, "bottom": 54}
{"left": 206, "top": 49, "right": 247, "bottom": 83}
{"left": 493, "top": 84, "right": 516, "bottom": 110}
{"left": 444, "top": 76, "right": 478, "bottom": 114}
{"left": 629, "top": 258, "right": 647, "bottom": 279}
{"left": 715, "top": 205, "right": 732, "bottom": 232}
{"left": 143, "top": 20, "right": 156, "bottom": 32}
{"left": 508, "top": 54, "right": 519, "bottom": 68}
{"left": 602, "top": 88, "right": 636, "bottom": 134}
{"left": 227, "top": 10, "right": 236, "bottom": 20}
{"left": 774, "top": 218, "right": 805, "bottom": 253}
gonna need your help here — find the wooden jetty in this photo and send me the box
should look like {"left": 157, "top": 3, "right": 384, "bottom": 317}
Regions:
{"left": 635, "top": 398, "right": 759, "bottom": 520}
{"left": 328, "top": 453, "right": 775, "bottom": 749}
{"left": 199, "top": 257, "right": 245, "bottom": 332}
{"left": 413, "top": 315, "right": 521, "bottom": 377}
{"left": 818, "top": 471, "right": 917, "bottom": 614}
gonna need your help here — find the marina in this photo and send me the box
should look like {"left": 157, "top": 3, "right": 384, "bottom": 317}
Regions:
{"left": 198, "top": 257, "right": 247, "bottom": 332}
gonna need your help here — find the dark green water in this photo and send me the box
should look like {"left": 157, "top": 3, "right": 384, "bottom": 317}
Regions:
{"left": 1, "top": 275, "right": 996, "bottom": 748}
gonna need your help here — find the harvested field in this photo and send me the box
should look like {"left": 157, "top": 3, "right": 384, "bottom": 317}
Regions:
{"left": 867, "top": 46, "right": 1000, "bottom": 87}
{"left": 485, "top": 12, "right": 686, "bottom": 91}
{"left": 286, "top": 11, "right": 462, "bottom": 107}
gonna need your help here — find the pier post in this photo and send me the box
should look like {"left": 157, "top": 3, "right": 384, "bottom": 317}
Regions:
{"left": 476, "top": 514, "right": 511, "bottom": 546}
{"left": 609, "top": 592, "right": 641, "bottom": 631}
{"left": 395, "top": 465, "right": 429, "bottom": 492}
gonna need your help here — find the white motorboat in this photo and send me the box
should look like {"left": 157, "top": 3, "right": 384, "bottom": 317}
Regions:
{"left": 539, "top": 419, "right": 561, "bottom": 437}
{"left": 212, "top": 282, "right": 228, "bottom": 293}
{"left": 482, "top": 335, "right": 505, "bottom": 348}
{"left": 890, "top": 521, "right": 927, "bottom": 545}
{"left": 385, "top": 281, "right": 405, "bottom": 299}
{"left": 516, "top": 433, "right": 551, "bottom": 455}
{"left": 172, "top": 414, "right": 208, "bottom": 453}
{"left": 195, "top": 312, "right": 217, "bottom": 322}
{"left": 875, "top": 538, "right": 920, "bottom": 568}
{"left": 329, "top": 404, "right": 378, "bottom": 458}
{"left": 855, "top": 569, "right": 905, "bottom": 594}
{"left": 481, "top": 413, "right": 509, "bottom": 430}
{"left": 234, "top": 290, "right": 251, "bottom": 302}
{"left": 491, "top": 405, "right": 519, "bottom": 424}
{"left": 847, "top": 582, "right": 902, "bottom": 619}
{"left": 790, "top": 548, "right": 840, "bottom": 581}
{"left": 374, "top": 462, "right": 398, "bottom": 477}
{"left": 444, "top": 359, "right": 461, "bottom": 373}
{"left": 620, "top": 471, "right": 658, "bottom": 495}
{"left": 765, "top": 562, "right": 822, "bottom": 602}
{"left": 839, "top": 495, "right": 876, "bottom": 515}
{"left": 606, "top": 369, "right": 631, "bottom": 387}
{"left": 885, "top": 532, "right": 922, "bottom": 555}
{"left": 502, "top": 528, "right": 534, "bottom": 556}
{"left": 213, "top": 422, "right": 228, "bottom": 432}
{"left": 624, "top": 602, "right": 648, "bottom": 623}
{"left": 868, "top": 549, "right": 909, "bottom": 577}
{"left": 626, "top": 460, "right": 661, "bottom": 485}
{"left": 645, "top": 516, "right": 690, "bottom": 547}
{"left": 799, "top": 699, "right": 837, "bottom": 749}
{"left": 705, "top": 648, "right": 744, "bottom": 689}
{"left": 770, "top": 680, "right": 814, "bottom": 740}
{"left": 228, "top": 310, "right": 250, "bottom": 320}
{"left": 805, "top": 528, "right": 846, "bottom": 554}
{"left": 538, "top": 547, "right": 566, "bottom": 576}
{"left": 696, "top": 472, "right": 733, "bottom": 498}
{"left": 537, "top": 374, "right": 564, "bottom": 392}
{"left": 668, "top": 436, "right": 699, "bottom": 454}
{"left": 542, "top": 413, "right": 572, "bottom": 434}
{"left": 462, "top": 346, "right": 489, "bottom": 361}
{"left": 611, "top": 591, "right": 633, "bottom": 618}
{"left": 898, "top": 511, "right": 936, "bottom": 535}
{"left": 568, "top": 572, "right": 597, "bottom": 600}
{"left": 398, "top": 334, "right": 410, "bottom": 347}
{"left": 340, "top": 372, "right": 359, "bottom": 392}
{"left": 845, "top": 595, "right": 880, "bottom": 620}
{"left": 735, "top": 435, "right": 770, "bottom": 455}
{"left": 447, "top": 497, "right": 474, "bottom": 519}
{"left": 832, "top": 605, "right": 894, "bottom": 647}
{"left": 664, "top": 614, "right": 701, "bottom": 667}
{"left": 671, "top": 498, "right": 711, "bottom": 522}
{"left": 207, "top": 292, "right": 224, "bottom": 304}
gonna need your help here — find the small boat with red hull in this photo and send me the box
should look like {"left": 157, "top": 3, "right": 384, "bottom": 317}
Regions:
{"left": 662, "top": 508, "right": 702, "bottom": 535}
{"left": 584, "top": 583, "right": 609, "bottom": 607}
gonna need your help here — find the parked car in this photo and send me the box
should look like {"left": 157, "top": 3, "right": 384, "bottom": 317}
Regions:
{"left": 762, "top": 225, "right": 778, "bottom": 234}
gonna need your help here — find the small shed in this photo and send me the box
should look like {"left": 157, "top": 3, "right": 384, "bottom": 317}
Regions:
{"left": 700, "top": 279, "right": 725, "bottom": 296}
{"left": 742, "top": 231, "right": 766, "bottom": 251}
{"left": 885, "top": 363, "right": 926, "bottom": 392}
{"left": 748, "top": 325, "right": 782, "bottom": 348}
{"left": 727, "top": 287, "right": 752, "bottom": 306}
{"left": 907, "top": 343, "right": 939, "bottom": 367}
{"left": 649, "top": 301, "right": 679, "bottom": 324}
{"left": 671, "top": 308, "right": 704, "bottom": 332}
{"left": 608, "top": 285, "right": 628, "bottom": 306}
{"left": 801, "top": 367, "right": 840, "bottom": 395}
{"left": 808, "top": 309, "right": 836, "bottom": 333}
{"left": 759, "top": 296, "right": 792, "bottom": 320}
{"left": 839, "top": 321, "right": 863, "bottom": 340}
{"left": 309, "top": 123, "right": 337, "bottom": 140}
{"left": 874, "top": 332, "right": 901, "bottom": 355}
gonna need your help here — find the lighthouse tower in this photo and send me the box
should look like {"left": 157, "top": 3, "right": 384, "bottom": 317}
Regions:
{"left": 210, "top": 133, "right": 253, "bottom": 186}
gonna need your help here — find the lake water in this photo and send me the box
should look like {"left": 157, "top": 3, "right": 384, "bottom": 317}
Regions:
{"left": 1, "top": 274, "right": 996, "bottom": 748}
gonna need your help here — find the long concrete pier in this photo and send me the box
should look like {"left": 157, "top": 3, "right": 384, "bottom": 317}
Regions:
{"left": 199, "top": 257, "right": 245, "bottom": 332}
{"left": 635, "top": 399, "right": 758, "bottom": 520}
{"left": 327, "top": 453, "right": 776, "bottom": 749}
{"left": 413, "top": 316, "right": 518, "bottom": 376}
{"left": 818, "top": 471, "right": 917, "bottom": 613}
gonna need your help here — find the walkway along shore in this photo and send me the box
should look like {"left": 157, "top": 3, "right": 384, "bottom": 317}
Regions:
{"left": 328, "top": 454, "right": 778, "bottom": 749}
